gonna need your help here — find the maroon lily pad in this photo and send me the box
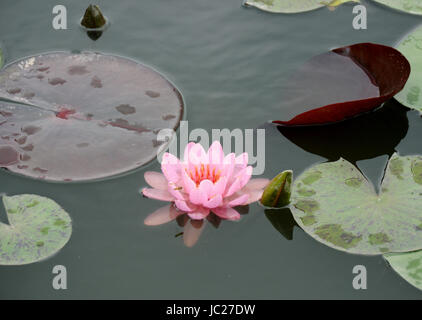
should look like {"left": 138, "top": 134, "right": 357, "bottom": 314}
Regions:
{"left": 273, "top": 43, "right": 410, "bottom": 126}
{"left": 0, "top": 52, "right": 183, "bottom": 182}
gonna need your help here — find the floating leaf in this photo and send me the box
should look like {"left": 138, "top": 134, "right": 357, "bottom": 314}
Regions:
{"left": 260, "top": 170, "right": 292, "bottom": 208}
{"left": 243, "top": 0, "right": 325, "bottom": 13}
{"left": 321, "top": 0, "right": 360, "bottom": 11}
{"left": 395, "top": 25, "right": 422, "bottom": 113}
{"left": 372, "top": 0, "right": 422, "bottom": 15}
{"left": 0, "top": 52, "right": 184, "bottom": 182}
{"left": 278, "top": 100, "right": 409, "bottom": 163}
{"left": 0, "top": 194, "right": 72, "bottom": 265}
{"left": 290, "top": 154, "right": 422, "bottom": 255}
{"left": 273, "top": 43, "right": 410, "bottom": 126}
{"left": 384, "top": 250, "right": 422, "bottom": 291}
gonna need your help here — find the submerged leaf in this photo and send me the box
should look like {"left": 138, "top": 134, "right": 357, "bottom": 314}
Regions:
{"left": 372, "top": 0, "right": 422, "bottom": 15}
{"left": 260, "top": 170, "right": 292, "bottom": 208}
{"left": 0, "top": 194, "right": 72, "bottom": 265}
{"left": 384, "top": 250, "right": 422, "bottom": 291}
{"left": 290, "top": 154, "right": 422, "bottom": 255}
{"left": 273, "top": 43, "right": 410, "bottom": 126}
{"left": 395, "top": 25, "right": 422, "bottom": 113}
{"left": 243, "top": 0, "right": 325, "bottom": 13}
{"left": 0, "top": 52, "right": 184, "bottom": 182}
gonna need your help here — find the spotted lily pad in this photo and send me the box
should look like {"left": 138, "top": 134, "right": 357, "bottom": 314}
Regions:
{"left": 290, "top": 154, "right": 422, "bottom": 255}
{"left": 243, "top": 0, "right": 325, "bottom": 13}
{"left": 0, "top": 52, "right": 183, "bottom": 181}
{"left": 384, "top": 250, "right": 422, "bottom": 291}
{"left": 0, "top": 194, "right": 72, "bottom": 265}
{"left": 395, "top": 25, "right": 422, "bottom": 113}
{"left": 372, "top": 0, "right": 422, "bottom": 15}
{"left": 273, "top": 43, "right": 410, "bottom": 126}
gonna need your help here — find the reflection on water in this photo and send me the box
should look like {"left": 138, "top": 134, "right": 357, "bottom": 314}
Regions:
{"left": 277, "top": 100, "right": 409, "bottom": 163}
{"left": 265, "top": 207, "right": 297, "bottom": 241}
{"left": 146, "top": 204, "right": 249, "bottom": 247}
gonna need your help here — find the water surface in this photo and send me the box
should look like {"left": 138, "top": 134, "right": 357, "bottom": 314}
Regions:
{"left": 0, "top": 0, "right": 421, "bottom": 299}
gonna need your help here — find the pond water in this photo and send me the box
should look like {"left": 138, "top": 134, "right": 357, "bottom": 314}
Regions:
{"left": 0, "top": 0, "right": 421, "bottom": 299}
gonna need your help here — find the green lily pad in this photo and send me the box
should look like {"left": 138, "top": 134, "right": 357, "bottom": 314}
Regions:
{"left": 243, "top": 0, "right": 325, "bottom": 13}
{"left": 395, "top": 25, "right": 422, "bottom": 113}
{"left": 0, "top": 194, "right": 72, "bottom": 265}
{"left": 384, "top": 250, "right": 422, "bottom": 291}
{"left": 290, "top": 154, "right": 422, "bottom": 255}
{"left": 372, "top": 0, "right": 422, "bottom": 15}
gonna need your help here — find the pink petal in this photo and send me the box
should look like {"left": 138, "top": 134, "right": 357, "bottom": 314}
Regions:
{"left": 198, "top": 179, "right": 214, "bottom": 198}
{"left": 144, "top": 204, "right": 180, "bottom": 226}
{"left": 244, "top": 178, "right": 270, "bottom": 191}
{"left": 181, "top": 168, "right": 196, "bottom": 194}
{"left": 244, "top": 190, "right": 264, "bottom": 204}
{"left": 212, "top": 207, "right": 241, "bottom": 221}
{"left": 235, "top": 152, "right": 248, "bottom": 168}
{"left": 212, "top": 176, "right": 228, "bottom": 196}
{"left": 142, "top": 188, "right": 174, "bottom": 202}
{"left": 187, "top": 207, "right": 210, "bottom": 220}
{"left": 175, "top": 199, "right": 195, "bottom": 212}
{"left": 222, "top": 153, "right": 236, "bottom": 178}
{"left": 183, "top": 220, "right": 205, "bottom": 247}
{"left": 226, "top": 193, "right": 249, "bottom": 207}
{"left": 188, "top": 143, "right": 208, "bottom": 165}
{"left": 225, "top": 166, "right": 253, "bottom": 197}
{"left": 144, "top": 171, "right": 168, "bottom": 190}
{"left": 167, "top": 182, "right": 187, "bottom": 200}
{"left": 208, "top": 141, "right": 224, "bottom": 165}
{"left": 204, "top": 194, "right": 223, "bottom": 209}
{"left": 189, "top": 187, "right": 208, "bottom": 205}
{"left": 183, "top": 142, "right": 196, "bottom": 162}
{"left": 161, "top": 153, "right": 181, "bottom": 182}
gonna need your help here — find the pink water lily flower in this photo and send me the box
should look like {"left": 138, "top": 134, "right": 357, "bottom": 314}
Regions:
{"left": 142, "top": 141, "right": 269, "bottom": 222}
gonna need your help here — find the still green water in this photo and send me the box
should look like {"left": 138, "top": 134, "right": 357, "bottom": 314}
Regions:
{"left": 0, "top": 0, "right": 421, "bottom": 299}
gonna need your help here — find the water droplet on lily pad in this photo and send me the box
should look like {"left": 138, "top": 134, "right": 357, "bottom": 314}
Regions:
{"left": 0, "top": 194, "right": 72, "bottom": 265}
{"left": 290, "top": 154, "right": 422, "bottom": 255}
{"left": 0, "top": 52, "right": 184, "bottom": 181}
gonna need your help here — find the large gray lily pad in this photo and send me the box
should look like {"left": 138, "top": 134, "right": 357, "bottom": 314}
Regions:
{"left": 290, "top": 154, "right": 422, "bottom": 255}
{"left": 0, "top": 194, "right": 72, "bottom": 265}
{"left": 372, "top": 0, "right": 422, "bottom": 15}
{"left": 243, "top": 0, "right": 325, "bottom": 13}
{"left": 395, "top": 25, "right": 422, "bottom": 113}
{"left": 384, "top": 250, "right": 422, "bottom": 291}
{"left": 0, "top": 52, "right": 183, "bottom": 181}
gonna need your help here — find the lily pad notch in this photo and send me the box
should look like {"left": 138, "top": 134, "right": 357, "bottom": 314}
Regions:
{"left": 289, "top": 153, "right": 422, "bottom": 255}
{"left": 0, "top": 194, "right": 72, "bottom": 265}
